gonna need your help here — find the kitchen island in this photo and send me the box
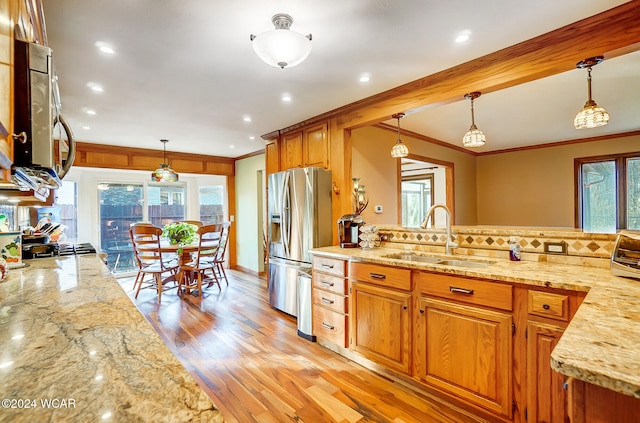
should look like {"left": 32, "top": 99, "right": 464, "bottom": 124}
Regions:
{"left": 310, "top": 244, "right": 640, "bottom": 404}
{"left": 0, "top": 255, "right": 224, "bottom": 422}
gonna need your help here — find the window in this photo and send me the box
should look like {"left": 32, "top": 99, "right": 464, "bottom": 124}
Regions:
{"left": 147, "top": 184, "right": 186, "bottom": 227}
{"left": 576, "top": 152, "right": 640, "bottom": 232}
{"left": 199, "top": 185, "right": 224, "bottom": 224}
{"left": 401, "top": 178, "right": 433, "bottom": 227}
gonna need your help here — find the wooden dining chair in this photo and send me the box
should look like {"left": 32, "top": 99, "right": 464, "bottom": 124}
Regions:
{"left": 212, "top": 221, "right": 231, "bottom": 286}
{"left": 178, "top": 223, "right": 223, "bottom": 296}
{"left": 129, "top": 224, "right": 179, "bottom": 302}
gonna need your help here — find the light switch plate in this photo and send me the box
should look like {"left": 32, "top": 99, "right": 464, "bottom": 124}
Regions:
{"left": 374, "top": 205, "right": 383, "bottom": 214}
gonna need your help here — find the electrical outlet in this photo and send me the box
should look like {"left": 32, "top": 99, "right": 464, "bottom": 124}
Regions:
{"left": 544, "top": 241, "right": 567, "bottom": 255}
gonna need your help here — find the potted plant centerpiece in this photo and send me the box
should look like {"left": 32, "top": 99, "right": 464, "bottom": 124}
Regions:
{"left": 162, "top": 222, "right": 198, "bottom": 246}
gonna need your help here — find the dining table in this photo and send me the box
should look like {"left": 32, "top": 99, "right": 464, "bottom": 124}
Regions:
{"left": 155, "top": 237, "right": 220, "bottom": 295}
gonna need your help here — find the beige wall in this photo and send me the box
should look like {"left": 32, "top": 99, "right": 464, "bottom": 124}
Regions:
{"left": 352, "top": 126, "right": 477, "bottom": 225}
{"left": 235, "top": 154, "right": 265, "bottom": 273}
{"left": 353, "top": 127, "right": 639, "bottom": 228}
{"left": 476, "top": 134, "right": 640, "bottom": 227}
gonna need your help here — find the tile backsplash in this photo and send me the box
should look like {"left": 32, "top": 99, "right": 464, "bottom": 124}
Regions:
{"left": 377, "top": 225, "right": 616, "bottom": 267}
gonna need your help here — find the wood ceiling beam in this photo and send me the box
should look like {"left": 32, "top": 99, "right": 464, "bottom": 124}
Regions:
{"left": 310, "top": 1, "right": 640, "bottom": 129}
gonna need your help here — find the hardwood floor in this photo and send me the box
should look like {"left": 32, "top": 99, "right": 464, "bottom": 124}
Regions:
{"left": 118, "top": 269, "right": 490, "bottom": 423}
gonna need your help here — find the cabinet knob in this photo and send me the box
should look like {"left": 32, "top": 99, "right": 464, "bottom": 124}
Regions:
{"left": 543, "top": 304, "right": 550, "bottom": 310}
{"left": 419, "top": 309, "right": 425, "bottom": 314}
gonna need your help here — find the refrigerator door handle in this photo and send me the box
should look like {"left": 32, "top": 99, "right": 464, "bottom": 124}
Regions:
{"left": 282, "top": 171, "right": 291, "bottom": 258}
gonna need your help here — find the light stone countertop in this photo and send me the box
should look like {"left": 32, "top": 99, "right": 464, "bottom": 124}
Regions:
{"left": 310, "top": 245, "right": 640, "bottom": 399}
{"left": 0, "top": 255, "right": 224, "bottom": 422}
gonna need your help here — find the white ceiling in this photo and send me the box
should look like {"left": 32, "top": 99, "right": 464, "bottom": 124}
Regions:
{"left": 42, "top": 0, "right": 638, "bottom": 159}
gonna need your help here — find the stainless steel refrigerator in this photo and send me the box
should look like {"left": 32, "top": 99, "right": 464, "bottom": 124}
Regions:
{"left": 268, "top": 167, "right": 332, "bottom": 319}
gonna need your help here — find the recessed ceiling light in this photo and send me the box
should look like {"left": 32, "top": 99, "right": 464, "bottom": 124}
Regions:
{"left": 249, "top": 136, "right": 255, "bottom": 140}
{"left": 82, "top": 126, "right": 91, "bottom": 130}
{"left": 455, "top": 31, "right": 471, "bottom": 43}
{"left": 243, "top": 116, "right": 252, "bottom": 122}
{"left": 95, "top": 41, "right": 115, "bottom": 55}
{"left": 281, "top": 94, "right": 292, "bottom": 102}
{"left": 359, "top": 73, "right": 371, "bottom": 83}
{"left": 229, "top": 145, "right": 235, "bottom": 149}
{"left": 86, "top": 110, "right": 96, "bottom": 115}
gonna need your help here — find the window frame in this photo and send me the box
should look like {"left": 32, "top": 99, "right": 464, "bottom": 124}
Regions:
{"left": 575, "top": 151, "right": 639, "bottom": 231}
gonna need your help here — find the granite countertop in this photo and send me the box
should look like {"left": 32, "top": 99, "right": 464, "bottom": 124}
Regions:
{"left": 0, "top": 255, "right": 224, "bottom": 422}
{"left": 310, "top": 245, "right": 640, "bottom": 399}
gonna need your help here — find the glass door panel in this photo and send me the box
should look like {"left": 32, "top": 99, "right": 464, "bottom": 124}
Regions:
{"left": 99, "top": 183, "right": 144, "bottom": 273}
{"left": 199, "top": 185, "right": 224, "bottom": 224}
{"left": 147, "top": 184, "right": 186, "bottom": 227}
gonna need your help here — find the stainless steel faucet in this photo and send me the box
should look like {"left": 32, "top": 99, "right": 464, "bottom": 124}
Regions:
{"left": 420, "top": 204, "right": 458, "bottom": 255}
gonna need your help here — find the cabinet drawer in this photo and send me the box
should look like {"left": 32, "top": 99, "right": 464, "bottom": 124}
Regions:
{"left": 313, "top": 307, "right": 348, "bottom": 347}
{"left": 313, "top": 288, "right": 348, "bottom": 314}
{"left": 350, "top": 261, "right": 411, "bottom": 291}
{"left": 528, "top": 290, "right": 570, "bottom": 322}
{"left": 312, "top": 272, "right": 348, "bottom": 295}
{"left": 417, "top": 272, "right": 512, "bottom": 311}
{"left": 313, "top": 256, "right": 347, "bottom": 277}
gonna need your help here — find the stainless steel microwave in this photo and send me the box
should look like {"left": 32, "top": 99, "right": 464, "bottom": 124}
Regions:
{"left": 13, "top": 39, "right": 75, "bottom": 190}
{"left": 611, "top": 231, "right": 640, "bottom": 280}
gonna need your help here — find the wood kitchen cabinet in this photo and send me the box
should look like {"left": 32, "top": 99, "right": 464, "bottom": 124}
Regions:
{"left": 0, "top": 0, "right": 14, "bottom": 178}
{"left": 265, "top": 140, "right": 279, "bottom": 175}
{"left": 278, "top": 121, "right": 329, "bottom": 171}
{"left": 302, "top": 122, "right": 328, "bottom": 168}
{"left": 349, "top": 262, "right": 412, "bottom": 374}
{"left": 568, "top": 378, "right": 640, "bottom": 423}
{"left": 526, "top": 289, "right": 584, "bottom": 423}
{"left": 280, "top": 130, "right": 303, "bottom": 170}
{"left": 312, "top": 256, "right": 348, "bottom": 347}
{"left": 415, "top": 272, "right": 514, "bottom": 418}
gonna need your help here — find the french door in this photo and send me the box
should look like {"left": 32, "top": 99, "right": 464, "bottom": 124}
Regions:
{"left": 99, "top": 182, "right": 186, "bottom": 274}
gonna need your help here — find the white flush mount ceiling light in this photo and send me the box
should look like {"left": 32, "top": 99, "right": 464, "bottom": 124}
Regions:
{"left": 574, "top": 56, "right": 610, "bottom": 129}
{"left": 462, "top": 92, "right": 486, "bottom": 147}
{"left": 391, "top": 113, "right": 409, "bottom": 158}
{"left": 250, "top": 13, "right": 312, "bottom": 69}
{"left": 151, "top": 139, "right": 179, "bottom": 182}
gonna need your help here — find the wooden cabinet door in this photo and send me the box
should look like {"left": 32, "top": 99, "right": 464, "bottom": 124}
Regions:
{"left": 0, "top": 0, "right": 13, "bottom": 177}
{"left": 351, "top": 282, "right": 411, "bottom": 374}
{"left": 417, "top": 297, "right": 513, "bottom": 418}
{"left": 527, "top": 321, "right": 566, "bottom": 423}
{"left": 265, "top": 141, "right": 279, "bottom": 174}
{"left": 303, "top": 122, "right": 328, "bottom": 168}
{"left": 281, "top": 130, "right": 303, "bottom": 170}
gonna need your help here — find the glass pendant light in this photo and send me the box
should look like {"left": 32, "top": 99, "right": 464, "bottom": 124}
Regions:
{"left": 574, "top": 56, "right": 610, "bottom": 129}
{"left": 151, "top": 139, "right": 179, "bottom": 182}
{"left": 250, "top": 14, "right": 312, "bottom": 69}
{"left": 462, "top": 92, "right": 486, "bottom": 147}
{"left": 390, "top": 113, "right": 409, "bottom": 158}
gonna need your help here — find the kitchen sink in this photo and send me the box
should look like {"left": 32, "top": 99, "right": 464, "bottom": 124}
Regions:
{"left": 386, "top": 253, "right": 444, "bottom": 264}
{"left": 383, "top": 253, "right": 493, "bottom": 268}
{"left": 437, "top": 259, "right": 492, "bottom": 269}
